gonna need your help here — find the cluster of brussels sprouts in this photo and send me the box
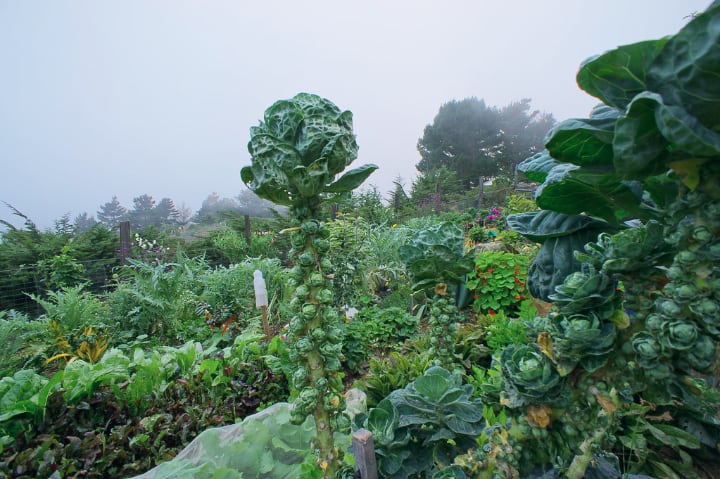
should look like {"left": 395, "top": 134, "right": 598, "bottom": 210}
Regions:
{"left": 426, "top": 293, "right": 461, "bottom": 366}
{"left": 631, "top": 191, "right": 720, "bottom": 379}
{"left": 286, "top": 219, "right": 348, "bottom": 432}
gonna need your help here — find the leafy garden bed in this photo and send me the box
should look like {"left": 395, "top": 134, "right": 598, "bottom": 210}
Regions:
{"left": 3, "top": 4, "right": 720, "bottom": 478}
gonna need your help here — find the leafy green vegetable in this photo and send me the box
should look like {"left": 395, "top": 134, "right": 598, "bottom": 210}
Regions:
{"left": 500, "top": 344, "right": 564, "bottom": 407}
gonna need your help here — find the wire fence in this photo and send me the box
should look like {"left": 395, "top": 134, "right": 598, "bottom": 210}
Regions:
{"left": 0, "top": 258, "right": 117, "bottom": 315}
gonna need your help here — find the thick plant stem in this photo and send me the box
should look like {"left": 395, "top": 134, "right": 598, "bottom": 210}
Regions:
{"left": 287, "top": 213, "right": 346, "bottom": 478}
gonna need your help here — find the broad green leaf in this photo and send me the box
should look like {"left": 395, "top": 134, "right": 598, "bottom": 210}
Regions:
{"left": 577, "top": 39, "right": 668, "bottom": 109}
{"left": 444, "top": 415, "right": 485, "bottom": 435}
{"left": 0, "top": 370, "right": 47, "bottom": 413}
{"left": 325, "top": 164, "right": 378, "bottom": 193}
{"left": 544, "top": 109, "right": 620, "bottom": 167}
{"left": 447, "top": 401, "right": 484, "bottom": 422}
{"left": 647, "top": 1, "right": 720, "bottom": 130}
{"left": 517, "top": 150, "right": 562, "bottom": 183}
{"left": 507, "top": 210, "right": 612, "bottom": 243}
{"left": 647, "top": 423, "right": 701, "bottom": 449}
{"left": 414, "top": 374, "right": 452, "bottom": 401}
{"left": 613, "top": 93, "right": 669, "bottom": 179}
{"left": 536, "top": 164, "right": 644, "bottom": 224}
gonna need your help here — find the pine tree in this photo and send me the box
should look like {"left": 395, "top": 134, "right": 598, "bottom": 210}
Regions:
{"left": 97, "top": 196, "right": 127, "bottom": 229}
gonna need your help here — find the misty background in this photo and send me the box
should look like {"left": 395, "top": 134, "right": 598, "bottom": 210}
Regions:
{"left": 0, "top": 0, "right": 709, "bottom": 229}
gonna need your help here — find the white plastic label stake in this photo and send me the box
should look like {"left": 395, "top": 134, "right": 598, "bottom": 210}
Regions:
{"left": 253, "top": 270, "right": 268, "bottom": 308}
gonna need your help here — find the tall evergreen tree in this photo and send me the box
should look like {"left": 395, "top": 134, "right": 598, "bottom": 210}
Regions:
{"left": 97, "top": 196, "right": 127, "bottom": 229}
{"left": 416, "top": 97, "right": 554, "bottom": 187}
{"left": 73, "top": 212, "right": 97, "bottom": 233}
{"left": 153, "top": 198, "right": 181, "bottom": 226}
{"left": 128, "top": 194, "right": 156, "bottom": 230}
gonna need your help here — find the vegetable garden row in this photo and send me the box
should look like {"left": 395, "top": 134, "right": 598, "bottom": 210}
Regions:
{"left": 2, "top": 4, "right": 720, "bottom": 478}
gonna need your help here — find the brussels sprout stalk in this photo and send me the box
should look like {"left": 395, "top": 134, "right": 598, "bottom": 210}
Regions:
{"left": 242, "top": 93, "right": 377, "bottom": 477}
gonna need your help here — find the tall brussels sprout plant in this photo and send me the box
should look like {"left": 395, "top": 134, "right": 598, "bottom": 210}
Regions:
{"left": 241, "top": 93, "right": 377, "bottom": 477}
{"left": 399, "top": 222, "right": 474, "bottom": 366}
{"left": 470, "top": 4, "right": 720, "bottom": 478}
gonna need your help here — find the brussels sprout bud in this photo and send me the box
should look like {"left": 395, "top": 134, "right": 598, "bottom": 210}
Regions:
{"left": 301, "top": 303, "right": 319, "bottom": 321}
{"left": 315, "top": 377, "right": 328, "bottom": 391}
{"left": 313, "top": 238, "right": 330, "bottom": 254}
{"left": 655, "top": 299, "right": 682, "bottom": 318}
{"left": 316, "top": 289, "right": 334, "bottom": 304}
{"left": 289, "top": 316, "right": 305, "bottom": 335}
{"left": 702, "top": 200, "right": 720, "bottom": 220}
{"left": 310, "top": 328, "right": 327, "bottom": 342}
{"left": 632, "top": 331, "right": 664, "bottom": 368}
{"left": 318, "top": 223, "right": 331, "bottom": 238}
{"left": 322, "top": 307, "right": 339, "bottom": 322}
{"left": 320, "top": 258, "right": 334, "bottom": 271}
{"left": 293, "top": 367, "right": 309, "bottom": 389}
{"left": 334, "top": 413, "right": 351, "bottom": 433}
{"left": 298, "top": 252, "right": 315, "bottom": 267}
{"left": 295, "top": 284, "right": 311, "bottom": 300}
{"left": 674, "top": 284, "right": 698, "bottom": 303}
{"left": 676, "top": 250, "right": 697, "bottom": 265}
{"left": 289, "top": 265, "right": 305, "bottom": 282}
{"left": 308, "top": 272, "right": 324, "bottom": 287}
{"left": 290, "top": 232, "right": 307, "bottom": 249}
{"left": 295, "top": 337, "right": 314, "bottom": 355}
{"left": 645, "top": 314, "right": 663, "bottom": 332}
{"left": 289, "top": 297, "right": 302, "bottom": 311}
{"left": 326, "top": 326, "right": 343, "bottom": 342}
{"left": 301, "top": 219, "right": 320, "bottom": 234}
{"left": 692, "top": 225, "right": 713, "bottom": 244}
{"left": 689, "top": 297, "right": 720, "bottom": 318}
{"left": 659, "top": 320, "right": 697, "bottom": 351}
{"left": 324, "top": 356, "right": 342, "bottom": 372}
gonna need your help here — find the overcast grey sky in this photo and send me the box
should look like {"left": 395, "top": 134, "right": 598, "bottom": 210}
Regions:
{"left": 0, "top": 0, "right": 710, "bottom": 229}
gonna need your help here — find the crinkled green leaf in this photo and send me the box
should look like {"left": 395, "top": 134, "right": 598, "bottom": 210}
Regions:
{"left": 321, "top": 132, "right": 358, "bottom": 175}
{"left": 325, "top": 164, "right": 378, "bottom": 193}
{"left": 263, "top": 99, "right": 303, "bottom": 143}
{"left": 577, "top": 39, "right": 668, "bottom": 109}
{"left": 647, "top": 2, "right": 720, "bottom": 130}
{"left": 295, "top": 116, "right": 347, "bottom": 165}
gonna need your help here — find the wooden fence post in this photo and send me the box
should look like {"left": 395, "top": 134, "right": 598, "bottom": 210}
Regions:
{"left": 244, "top": 215, "right": 251, "bottom": 245}
{"left": 352, "top": 428, "right": 378, "bottom": 479}
{"left": 119, "top": 221, "right": 131, "bottom": 266}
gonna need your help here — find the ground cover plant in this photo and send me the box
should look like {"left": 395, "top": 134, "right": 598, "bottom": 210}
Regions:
{"left": 2, "top": 7, "right": 720, "bottom": 477}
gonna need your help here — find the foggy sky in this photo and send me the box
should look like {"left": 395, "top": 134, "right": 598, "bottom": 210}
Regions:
{"left": 0, "top": 0, "right": 710, "bottom": 229}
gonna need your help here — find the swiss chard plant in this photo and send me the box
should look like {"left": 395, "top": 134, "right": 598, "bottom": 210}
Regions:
{"left": 241, "top": 93, "right": 377, "bottom": 477}
{"left": 465, "top": 4, "right": 720, "bottom": 478}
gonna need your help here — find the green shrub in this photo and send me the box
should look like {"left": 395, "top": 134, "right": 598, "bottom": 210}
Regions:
{"left": 466, "top": 251, "right": 530, "bottom": 315}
